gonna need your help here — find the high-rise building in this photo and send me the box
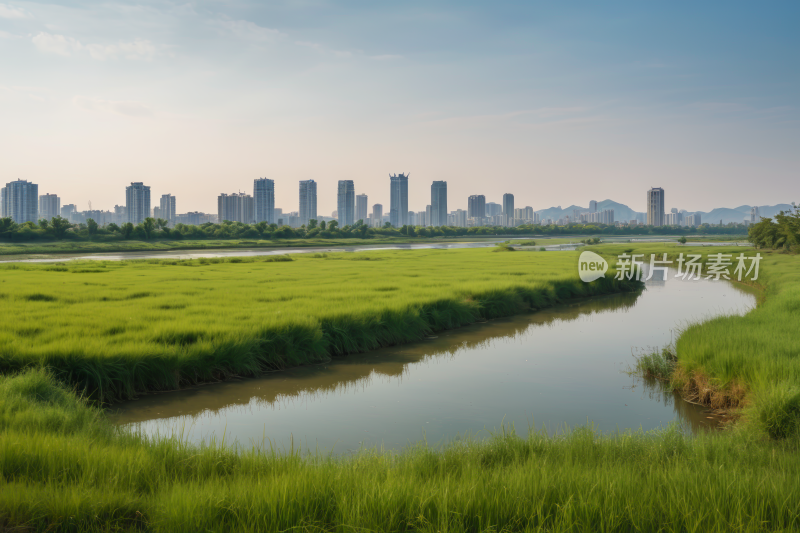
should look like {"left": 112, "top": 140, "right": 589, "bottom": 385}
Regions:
{"left": 371, "top": 204, "right": 383, "bottom": 227}
{"left": 217, "top": 193, "right": 254, "bottom": 223}
{"left": 61, "top": 204, "right": 77, "bottom": 222}
{"left": 454, "top": 209, "right": 467, "bottom": 228}
{"left": 502, "top": 194, "right": 514, "bottom": 226}
{"left": 254, "top": 178, "right": 275, "bottom": 224}
{"left": 299, "top": 180, "right": 317, "bottom": 226}
{"left": 589, "top": 200, "right": 598, "bottom": 213}
{"left": 467, "top": 195, "right": 486, "bottom": 219}
{"left": 426, "top": 205, "right": 432, "bottom": 227}
{"left": 646, "top": 187, "right": 665, "bottom": 226}
{"left": 389, "top": 173, "right": 409, "bottom": 227}
{"left": 686, "top": 213, "right": 702, "bottom": 227}
{"left": 159, "top": 194, "right": 176, "bottom": 224}
{"left": 126, "top": 182, "right": 151, "bottom": 225}
{"left": 337, "top": 180, "right": 355, "bottom": 227}
{"left": 486, "top": 202, "right": 502, "bottom": 217}
{"left": 430, "top": 181, "right": 447, "bottom": 227}
{"left": 1, "top": 180, "right": 38, "bottom": 223}
{"left": 356, "top": 194, "right": 368, "bottom": 224}
{"left": 750, "top": 206, "right": 760, "bottom": 223}
{"left": 39, "top": 193, "right": 60, "bottom": 220}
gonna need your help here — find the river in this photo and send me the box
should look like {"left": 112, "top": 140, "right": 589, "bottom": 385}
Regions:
{"left": 109, "top": 271, "right": 756, "bottom": 453}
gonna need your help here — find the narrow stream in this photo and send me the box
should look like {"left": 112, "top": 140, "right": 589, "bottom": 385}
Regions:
{"left": 109, "top": 272, "right": 756, "bottom": 453}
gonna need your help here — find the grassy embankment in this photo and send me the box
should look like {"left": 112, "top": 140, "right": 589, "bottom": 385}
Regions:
{"left": 3, "top": 369, "right": 800, "bottom": 532}
{"left": 0, "top": 248, "right": 637, "bottom": 401}
{"left": 3, "top": 245, "right": 800, "bottom": 531}
{"left": 0, "top": 236, "right": 602, "bottom": 258}
{"left": 589, "top": 243, "right": 800, "bottom": 438}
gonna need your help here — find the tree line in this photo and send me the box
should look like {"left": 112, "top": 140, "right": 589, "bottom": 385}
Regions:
{"left": 0, "top": 216, "right": 751, "bottom": 243}
{"left": 748, "top": 204, "right": 800, "bottom": 250}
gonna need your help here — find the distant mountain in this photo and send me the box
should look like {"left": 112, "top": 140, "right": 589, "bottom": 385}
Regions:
{"left": 595, "top": 200, "right": 641, "bottom": 222}
{"left": 534, "top": 200, "right": 643, "bottom": 222}
{"left": 693, "top": 204, "right": 794, "bottom": 225}
{"left": 531, "top": 200, "right": 792, "bottom": 225}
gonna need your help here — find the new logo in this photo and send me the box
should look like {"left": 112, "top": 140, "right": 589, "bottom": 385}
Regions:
{"left": 578, "top": 251, "right": 608, "bottom": 282}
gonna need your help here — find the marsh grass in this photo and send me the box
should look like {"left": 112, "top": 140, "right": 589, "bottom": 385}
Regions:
{"left": 596, "top": 243, "right": 800, "bottom": 438}
{"left": 0, "top": 248, "right": 638, "bottom": 402}
{"left": 4, "top": 368, "right": 800, "bottom": 533}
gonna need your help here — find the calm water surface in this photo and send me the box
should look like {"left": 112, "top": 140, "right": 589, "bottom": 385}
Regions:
{"left": 109, "top": 272, "right": 756, "bottom": 452}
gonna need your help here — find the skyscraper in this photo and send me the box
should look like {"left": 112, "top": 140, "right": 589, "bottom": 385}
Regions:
{"left": 39, "top": 193, "right": 60, "bottom": 220}
{"left": 61, "top": 204, "right": 77, "bottom": 222}
{"left": 337, "top": 180, "right": 355, "bottom": 227}
{"left": 126, "top": 182, "right": 151, "bottom": 225}
{"left": 589, "top": 200, "right": 598, "bottom": 213}
{"left": 1, "top": 180, "right": 38, "bottom": 223}
{"left": 750, "top": 206, "right": 760, "bottom": 223}
{"left": 299, "top": 179, "right": 317, "bottom": 226}
{"left": 646, "top": 187, "right": 665, "bottom": 226}
{"left": 254, "top": 178, "right": 275, "bottom": 224}
{"left": 218, "top": 193, "right": 254, "bottom": 223}
{"left": 468, "top": 195, "right": 486, "bottom": 219}
{"left": 356, "top": 194, "right": 368, "bottom": 224}
{"left": 430, "top": 181, "right": 447, "bottom": 227}
{"left": 502, "top": 193, "right": 514, "bottom": 225}
{"left": 389, "top": 173, "right": 409, "bottom": 227}
{"left": 371, "top": 204, "right": 383, "bottom": 227}
{"left": 159, "top": 194, "right": 176, "bottom": 224}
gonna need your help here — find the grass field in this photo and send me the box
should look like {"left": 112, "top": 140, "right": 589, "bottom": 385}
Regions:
{"left": 589, "top": 243, "right": 800, "bottom": 438}
{"left": 0, "top": 248, "right": 637, "bottom": 402}
{"left": 3, "top": 368, "right": 800, "bottom": 533}
{"left": 0, "top": 237, "right": 455, "bottom": 257}
{"left": 0, "top": 235, "right": 623, "bottom": 258}
{"left": 3, "top": 244, "right": 800, "bottom": 532}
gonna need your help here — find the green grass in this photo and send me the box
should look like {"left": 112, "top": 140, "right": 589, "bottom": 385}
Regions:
{"left": 0, "top": 237, "right": 468, "bottom": 257}
{"left": 0, "top": 248, "right": 637, "bottom": 402}
{"left": 590, "top": 243, "right": 800, "bottom": 437}
{"left": 4, "top": 244, "right": 800, "bottom": 531}
{"left": 4, "top": 368, "right": 800, "bottom": 533}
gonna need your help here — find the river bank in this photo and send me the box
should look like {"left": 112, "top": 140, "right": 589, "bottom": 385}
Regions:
{"left": 3, "top": 244, "right": 798, "bottom": 532}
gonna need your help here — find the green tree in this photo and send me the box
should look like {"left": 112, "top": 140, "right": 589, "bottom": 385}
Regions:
{"left": 307, "top": 219, "right": 318, "bottom": 230}
{"left": 121, "top": 222, "right": 134, "bottom": 239}
{"left": 49, "top": 216, "right": 71, "bottom": 240}
{"left": 87, "top": 218, "right": 99, "bottom": 236}
{"left": 678, "top": 236, "right": 687, "bottom": 244}
{"left": 328, "top": 220, "right": 338, "bottom": 231}
{"left": 38, "top": 218, "right": 50, "bottom": 230}
{"left": 107, "top": 223, "right": 120, "bottom": 233}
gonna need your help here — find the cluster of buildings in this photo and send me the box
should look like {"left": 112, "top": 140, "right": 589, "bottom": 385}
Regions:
{"left": 646, "top": 187, "right": 702, "bottom": 228}
{"left": 3, "top": 178, "right": 731, "bottom": 231}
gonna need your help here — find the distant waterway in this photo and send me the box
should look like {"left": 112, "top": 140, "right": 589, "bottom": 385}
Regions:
{"left": 110, "top": 270, "right": 756, "bottom": 453}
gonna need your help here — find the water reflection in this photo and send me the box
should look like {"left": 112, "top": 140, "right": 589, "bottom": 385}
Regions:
{"left": 110, "top": 273, "right": 756, "bottom": 452}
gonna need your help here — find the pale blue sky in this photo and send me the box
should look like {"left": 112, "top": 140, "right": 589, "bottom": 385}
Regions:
{"left": 1, "top": 1, "right": 798, "bottom": 215}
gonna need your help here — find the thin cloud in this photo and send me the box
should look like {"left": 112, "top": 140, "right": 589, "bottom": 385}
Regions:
{"left": 0, "top": 3, "right": 30, "bottom": 19}
{"left": 73, "top": 96, "right": 154, "bottom": 117}
{"left": 215, "top": 19, "right": 286, "bottom": 42}
{"left": 32, "top": 32, "right": 157, "bottom": 60}
{"left": 422, "top": 107, "right": 591, "bottom": 128}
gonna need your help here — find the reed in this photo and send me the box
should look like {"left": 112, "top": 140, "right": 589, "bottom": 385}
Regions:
{"left": 0, "top": 248, "right": 638, "bottom": 402}
{"left": 3, "top": 368, "right": 800, "bottom": 533}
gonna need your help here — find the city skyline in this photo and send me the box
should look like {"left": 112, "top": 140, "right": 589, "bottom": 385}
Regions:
{"left": 1, "top": 3, "right": 796, "bottom": 214}
{"left": 2, "top": 175, "right": 792, "bottom": 228}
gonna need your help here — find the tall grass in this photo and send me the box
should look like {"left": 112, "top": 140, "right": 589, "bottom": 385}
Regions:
{"left": 593, "top": 243, "right": 800, "bottom": 437}
{"left": 3, "top": 368, "right": 800, "bottom": 533}
{"left": 0, "top": 248, "right": 638, "bottom": 401}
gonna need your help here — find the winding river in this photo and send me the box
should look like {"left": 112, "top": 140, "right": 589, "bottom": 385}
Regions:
{"left": 109, "top": 271, "right": 756, "bottom": 453}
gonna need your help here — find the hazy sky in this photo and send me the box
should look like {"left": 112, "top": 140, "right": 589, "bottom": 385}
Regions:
{"left": 1, "top": 1, "right": 798, "bottom": 215}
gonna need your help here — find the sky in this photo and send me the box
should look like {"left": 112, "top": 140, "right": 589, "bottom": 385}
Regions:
{"left": 1, "top": 1, "right": 798, "bottom": 216}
